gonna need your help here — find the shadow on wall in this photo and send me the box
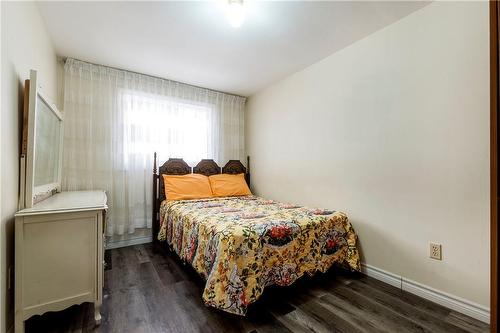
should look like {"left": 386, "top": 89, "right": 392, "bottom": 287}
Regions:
{"left": 353, "top": 217, "right": 418, "bottom": 275}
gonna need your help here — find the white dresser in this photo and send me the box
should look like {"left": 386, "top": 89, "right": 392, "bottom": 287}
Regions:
{"left": 14, "top": 191, "right": 107, "bottom": 332}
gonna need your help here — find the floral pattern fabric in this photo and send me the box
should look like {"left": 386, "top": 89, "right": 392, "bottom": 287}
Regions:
{"left": 158, "top": 196, "right": 360, "bottom": 315}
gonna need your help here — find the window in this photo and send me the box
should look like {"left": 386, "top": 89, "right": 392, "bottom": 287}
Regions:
{"left": 122, "top": 91, "right": 213, "bottom": 166}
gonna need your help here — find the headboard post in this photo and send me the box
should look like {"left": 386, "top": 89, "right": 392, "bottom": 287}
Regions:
{"left": 246, "top": 156, "right": 250, "bottom": 186}
{"left": 152, "top": 152, "right": 159, "bottom": 246}
{"left": 153, "top": 152, "right": 157, "bottom": 174}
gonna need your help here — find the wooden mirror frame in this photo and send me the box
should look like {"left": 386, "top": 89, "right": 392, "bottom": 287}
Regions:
{"left": 21, "top": 70, "right": 64, "bottom": 208}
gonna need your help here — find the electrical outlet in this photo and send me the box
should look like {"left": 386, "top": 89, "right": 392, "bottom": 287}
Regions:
{"left": 430, "top": 243, "right": 442, "bottom": 260}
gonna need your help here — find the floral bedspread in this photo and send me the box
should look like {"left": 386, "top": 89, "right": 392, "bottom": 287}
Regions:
{"left": 158, "top": 196, "right": 360, "bottom": 316}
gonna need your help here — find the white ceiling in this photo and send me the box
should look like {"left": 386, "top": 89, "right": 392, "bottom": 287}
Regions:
{"left": 38, "top": 1, "right": 428, "bottom": 96}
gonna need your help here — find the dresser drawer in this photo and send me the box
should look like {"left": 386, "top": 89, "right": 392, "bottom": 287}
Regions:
{"left": 17, "top": 211, "right": 98, "bottom": 314}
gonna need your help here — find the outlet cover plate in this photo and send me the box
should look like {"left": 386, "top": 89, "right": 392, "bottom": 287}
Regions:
{"left": 430, "top": 243, "right": 442, "bottom": 260}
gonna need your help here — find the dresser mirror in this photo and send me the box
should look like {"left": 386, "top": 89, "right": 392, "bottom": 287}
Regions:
{"left": 20, "top": 69, "right": 64, "bottom": 208}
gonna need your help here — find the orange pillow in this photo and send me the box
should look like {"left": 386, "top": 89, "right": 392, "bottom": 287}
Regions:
{"left": 208, "top": 173, "right": 252, "bottom": 197}
{"left": 163, "top": 174, "right": 213, "bottom": 201}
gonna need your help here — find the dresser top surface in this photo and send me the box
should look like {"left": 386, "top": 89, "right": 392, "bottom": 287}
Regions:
{"left": 16, "top": 191, "right": 107, "bottom": 216}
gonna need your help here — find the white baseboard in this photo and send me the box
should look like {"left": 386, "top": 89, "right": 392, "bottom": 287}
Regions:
{"left": 361, "top": 263, "right": 402, "bottom": 289}
{"left": 402, "top": 277, "right": 490, "bottom": 324}
{"left": 105, "top": 235, "right": 152, "bottom": 249}
{"left": 361, "top": 263, "right": 490, "bottom": 324}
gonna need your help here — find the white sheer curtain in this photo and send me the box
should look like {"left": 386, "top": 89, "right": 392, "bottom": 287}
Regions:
{"left": 62, "top": 58, "right": 246, "bottom": 236}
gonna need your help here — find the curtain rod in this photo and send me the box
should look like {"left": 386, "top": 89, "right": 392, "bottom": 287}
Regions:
{"left": 61, "top": 57, "right": 247, "bottom": 100}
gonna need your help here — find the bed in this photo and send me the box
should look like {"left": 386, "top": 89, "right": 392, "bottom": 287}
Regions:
{"left": 152, "top": 155, "right": 360, "bottom": 315}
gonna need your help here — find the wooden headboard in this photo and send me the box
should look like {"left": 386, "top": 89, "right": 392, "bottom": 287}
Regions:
{"left": 152, "top": 153, "right": 250, "bottom": 245}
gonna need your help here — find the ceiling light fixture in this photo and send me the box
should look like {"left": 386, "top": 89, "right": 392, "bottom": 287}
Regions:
{"left": 225, "top": 0, "right": 246, "bottom": 28}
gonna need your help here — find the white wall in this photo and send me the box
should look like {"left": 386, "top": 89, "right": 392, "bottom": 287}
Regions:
{"left": 246, "top": 1, "right": 490, "bottom": 308}
{"left": 0, "top": 2, "right": 58, "bottom": 331}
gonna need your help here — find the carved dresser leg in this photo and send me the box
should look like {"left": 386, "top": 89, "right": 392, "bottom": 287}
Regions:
{"left": 94, "top": 302, "right": 102, "bottom": 325}
{"left": 14, "top": 313, "right": 24, "bottom": 333}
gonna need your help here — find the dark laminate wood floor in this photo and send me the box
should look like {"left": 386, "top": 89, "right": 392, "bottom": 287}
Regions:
{"left": 25, "top": 244, "right": 489, "bottom": 333}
